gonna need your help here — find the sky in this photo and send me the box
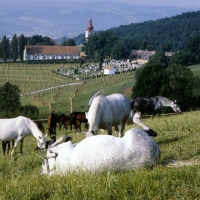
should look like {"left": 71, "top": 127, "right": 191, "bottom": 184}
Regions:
{"left": 77, "top": 0, "right": 200, "bottom": 8}
{"left": 2, "top": 0, "right": 200, "bottom": 8}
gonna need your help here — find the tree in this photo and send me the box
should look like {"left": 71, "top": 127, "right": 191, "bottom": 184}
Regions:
{"left": 170, "top": 51, "right": 196, "bottom": 66}
{"left": 111, "top": 42, "right": 125, "bottom": 60}
{"left": 1, "top": 36, "right": 9, "bottom": 62}
{"left": 132, "top": 63, "right": 169, "bottom": 98}
{"left": 0, "top": 82, "right": 21, "bottom": 112}
{"left": 131, "top": 62, "right": 195, "bottom": 111}
{"left": 162, "top": 42, "right": 172, "bottom": 52}
{"left": 11, "top": 34, "right": 18, "bottom": 62}
{"left": 18, "top": 34, "right": 26, "bottom": 61}
{"left": 83, "top": 30, "right": 119, "bottom": 61}
{"left": 19, "top": 105, "right": 39, "bottom": 117}
{"left": 185, "top": 34, "right": 200, "bottom": 62}
{"left": 61, "top": 38, "right": 76, "bottom": 46}
{"left": 149, "top": 50, "right": 169, "bottom": 67}
{"left": 166, "top": 65, "right": 194, "bottom": 110}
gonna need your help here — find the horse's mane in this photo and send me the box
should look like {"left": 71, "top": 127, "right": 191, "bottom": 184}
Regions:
{"left": 23, "top": 117, "right": 43, "bottom": 137}
{"left": 156, "top": 96, "right": 174, "bottom": 104}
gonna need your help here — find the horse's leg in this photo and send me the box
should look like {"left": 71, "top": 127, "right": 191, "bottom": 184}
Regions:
{"left": 107, "top": 126, "right": 113, "bottom": 135}
{"left": 7, "top": 141, "right": 10, "bottom": 155}
{"left": 2, "top": 141, "right": 6, "bottom": 156}
{"left": 11, "top": 140, "right": 14, "bottom": 154}
{"left": 11, "top": 137, "right": 22, "bottom": 156}
{"left": 20, "top": 139, "right": 24, "bottom": 155}
{"left": 118, "top": 120, "right": 127, "bottom": 138}
{"left": 79, "top": 122, "right": 82, "bottom": 132}
{"left": 113, "top": 125, "right": 119, "bottom": 137}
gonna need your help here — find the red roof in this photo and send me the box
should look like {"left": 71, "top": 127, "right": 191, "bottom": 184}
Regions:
{"left": 25, "top": 45, "right": 80, "bottom": 55}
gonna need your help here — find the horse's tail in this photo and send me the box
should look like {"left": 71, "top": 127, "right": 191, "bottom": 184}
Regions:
{"left": 88, "top": 89, "right": 104, "bottom": 107}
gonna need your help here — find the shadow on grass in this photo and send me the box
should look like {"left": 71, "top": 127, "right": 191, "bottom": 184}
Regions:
{"left": 157, "top": 135, "right": 188, "bottom": 145}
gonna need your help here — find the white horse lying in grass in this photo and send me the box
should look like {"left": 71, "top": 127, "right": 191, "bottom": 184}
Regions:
{"left": 41, "top": 128, "right": 160, "bottom": 176}
{"left": 85, "top": 93, "right": 131, "bottom": 137}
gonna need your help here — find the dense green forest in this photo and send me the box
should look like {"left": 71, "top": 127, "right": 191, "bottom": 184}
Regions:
{"left": 74, "top": 10, "right": 200, "bottom": 52}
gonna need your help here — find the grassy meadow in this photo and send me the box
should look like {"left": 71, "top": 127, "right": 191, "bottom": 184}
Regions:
{"left": 0, "top": 62, "right": 136, "bottom": 116}
{"left": 0, "top": 62, "right": 200, "bottom": 199}
{"left": 0, "top": 111, "right": 200, "bottom": 199}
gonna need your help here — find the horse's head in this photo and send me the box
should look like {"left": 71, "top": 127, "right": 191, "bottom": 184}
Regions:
{"left": 173, "top": 101, "right": 181, "bottom": 113}
{"left": 41, "top": 146, "right": 56, "bottom": 175}
{"left": 38, "top": 134, "right": 47, "bottom": 150}
{"left": 144, "top": 129, "right": 158, "bottom": 137}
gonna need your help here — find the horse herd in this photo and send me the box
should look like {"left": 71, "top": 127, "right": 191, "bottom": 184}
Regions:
{"left": 0, "top": 93, "right": 181, "bottom": 175}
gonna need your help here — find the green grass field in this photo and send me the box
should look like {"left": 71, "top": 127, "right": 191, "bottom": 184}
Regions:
{"left": 0, "top": 62, "right": 200, "bottom": 199}
{"left": 0, "top": 111, "right": 200, "bottom": 199}
{"left": 188, "top": 64, "right": 200, "bottom": 76}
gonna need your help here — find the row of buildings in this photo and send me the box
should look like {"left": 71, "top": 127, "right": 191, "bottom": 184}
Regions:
{"left": 23, "top": 18, "right": 95, "bottom": 62}
{"left": 23, "top": 18, "right": 173, "bottom": 66}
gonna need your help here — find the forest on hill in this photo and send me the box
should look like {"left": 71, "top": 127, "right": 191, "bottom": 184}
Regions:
{"left": 74, "top": 10, "right": 200, "bottom": 52}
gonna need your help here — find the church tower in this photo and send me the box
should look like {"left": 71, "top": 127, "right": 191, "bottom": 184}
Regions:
{"left": 85, "top": 18, "right": 95, "bottom": 41}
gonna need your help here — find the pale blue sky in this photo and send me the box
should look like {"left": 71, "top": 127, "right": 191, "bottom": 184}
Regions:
{"left": 2, "top": 0, "right": 200, "bottom": 8}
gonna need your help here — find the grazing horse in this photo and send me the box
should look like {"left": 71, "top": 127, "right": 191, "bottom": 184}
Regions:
{"left": 131, "top": 96, "right": 181, "bottom": 116}
{"left": 59, "top": 115, "right": 73, "bottom": 131}
{"left": 2, "top": 121, "right": 45, "bottom": 156}
{"left": 130, "top": 96, "right": 181, "bottom": 136}
{"left": 47, "top": 112, "right": 58, "bottom": 139}
{"left": 0, "top": 116, "right": 46, "bottom": 156}
{"left": 70, "top": 112, "right": 88, "bottom": 132}
{"left": 57, "top": 114, "right": 66, "bottom": 130}
{"left": 85, "top": 94, "right": 131, "bottom": 137}
{"left": 41, "top": 128, "right": 160, "bottom": 175}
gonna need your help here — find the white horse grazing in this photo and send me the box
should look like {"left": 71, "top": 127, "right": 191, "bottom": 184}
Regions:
{"left": 41, "top": 128, "right": 160, "bottom": 175}
{"left": 85, "top": 93, "right": 131, "bottom": 137}
{"left": 0, "top": 116, "right": 47, "bottom": 155}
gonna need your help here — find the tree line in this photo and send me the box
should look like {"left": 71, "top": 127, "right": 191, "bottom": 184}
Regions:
{"left": 0, "top": 34, "right": 76, "bottom": 62}
{"left": 82, "top": 29, "right": 200, "bottom": 67}
{"left": 75, "top": 10, "right": 200, "bottom": 52}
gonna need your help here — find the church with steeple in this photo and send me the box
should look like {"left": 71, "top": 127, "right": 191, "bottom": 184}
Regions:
{"left": 85, "top": 18, "right": 95, "bottom": 41}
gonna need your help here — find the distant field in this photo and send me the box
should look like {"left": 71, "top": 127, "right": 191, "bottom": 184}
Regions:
{"left": 188, "top": 64, "right": 200, "bottom": 76}
{"left": 0, "top": 62, "right": 199, "bottom": 116}
{"left": 0, "top": 63, "right": 136, "bottom": 116}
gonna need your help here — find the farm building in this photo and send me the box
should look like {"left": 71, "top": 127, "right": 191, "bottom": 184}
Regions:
{"left": 130, "top": 50, "right": 174, "bottom": 64}
{"left": 23, "top": 45, "right": 80, "bottom": 61}
{"left": 104, "top": 66, "right": 116, "bottom": 75}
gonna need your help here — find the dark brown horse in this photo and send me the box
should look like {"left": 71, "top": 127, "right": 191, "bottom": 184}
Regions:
{"left": 70, "top": 112, "right": 89, "bottom": 132}
{"left": 2, "top": 121, "right": 45, "bottom": 155}
{"left": 59, "top": 115, "right": 73, "bottom": 131}
{"left": 47, "top": 112, "right": 58, "bottom": 139}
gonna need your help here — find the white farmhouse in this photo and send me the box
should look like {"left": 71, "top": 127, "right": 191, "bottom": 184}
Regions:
{"left": 23, "top": 45, "right": 80, "bottom": 61}
{"left": 104, "top": 66, "right": 115, "bottom": 75}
